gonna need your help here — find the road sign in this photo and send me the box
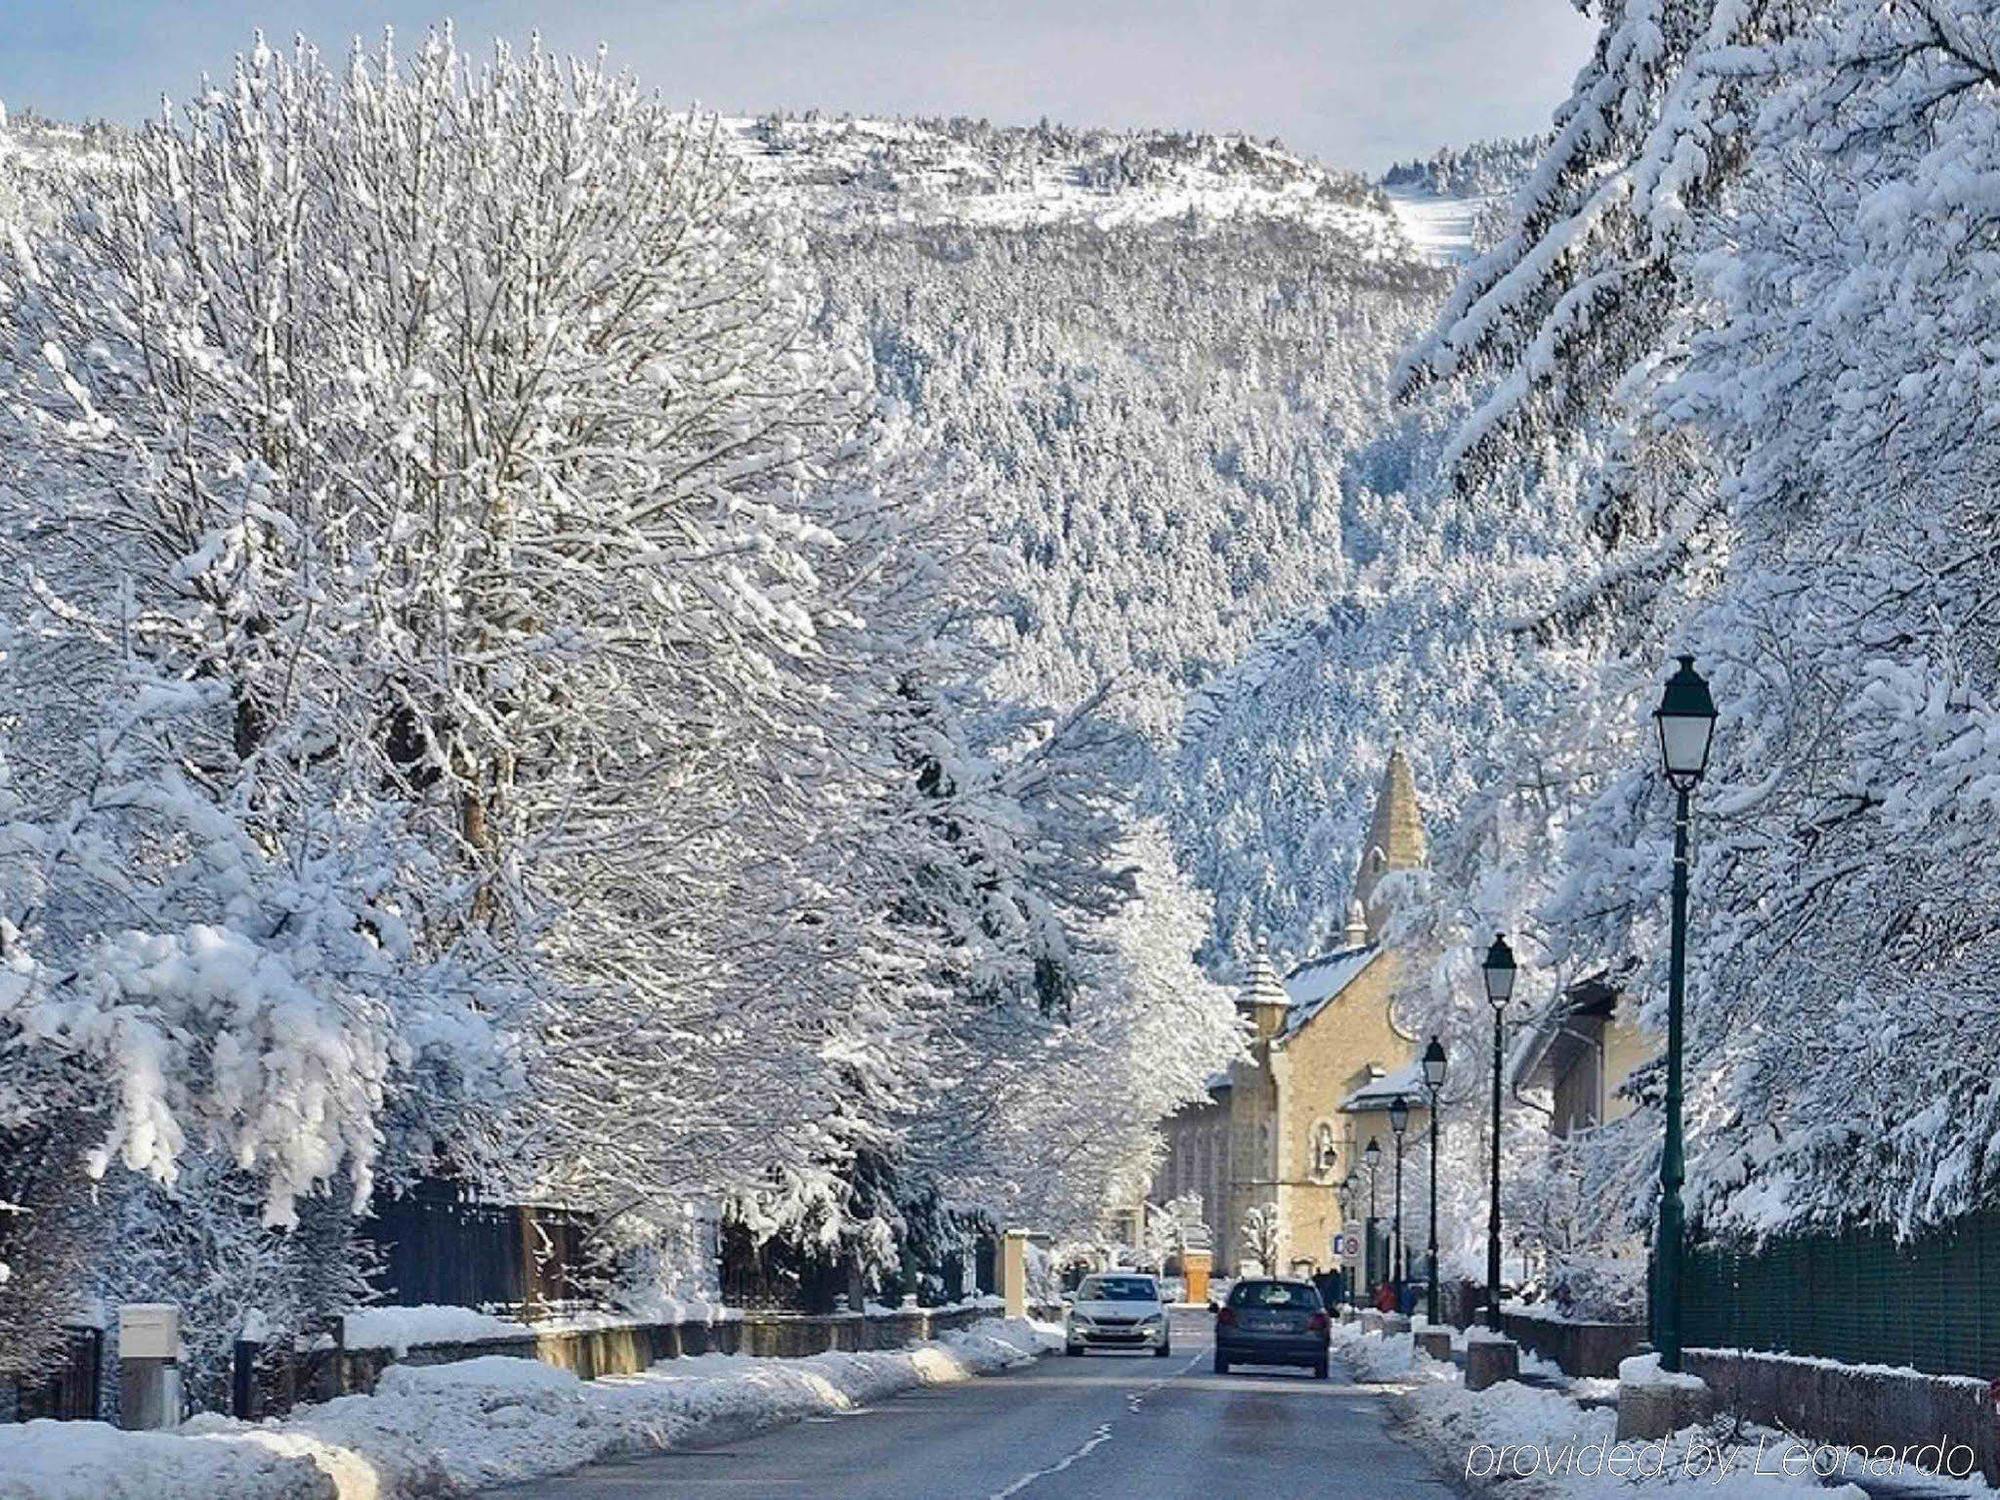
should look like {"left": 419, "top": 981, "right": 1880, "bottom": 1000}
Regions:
{"left": 1333, "top": 1233, "right": 1359, "bottom": 1263}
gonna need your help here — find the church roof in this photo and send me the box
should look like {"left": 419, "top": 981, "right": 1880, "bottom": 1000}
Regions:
{"left": 1275, "top": 943, "right": 1382, "bottom": 1042}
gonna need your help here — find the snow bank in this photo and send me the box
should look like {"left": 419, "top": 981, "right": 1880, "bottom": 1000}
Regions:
{"left": 1328, "top": 1321, "right": 1980, "bottom": 1498}
{"left": 0, "top": 1422, "right": 337, "bottom": 1500}
{"left": 0, "top": 1317, "right": 1058, "bottom": 1500}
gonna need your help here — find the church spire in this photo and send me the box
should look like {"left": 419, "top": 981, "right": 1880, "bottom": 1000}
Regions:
{"left": 1353, "top": 746, "right": 1426, "bottom": 942}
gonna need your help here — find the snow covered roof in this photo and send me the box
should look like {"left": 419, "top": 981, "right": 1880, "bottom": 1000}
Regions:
{"left": 1275, "top": 944, "right": 1381, "bottom": 1041}
{"left": 1341, "top": 1059, "right": 1427, "bottom": 1112}
{"left": 1512, "top": 977, "right": 1621, "bottom": 1091}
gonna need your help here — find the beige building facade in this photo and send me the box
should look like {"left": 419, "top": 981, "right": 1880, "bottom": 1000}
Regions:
{"left": 1516, "top": 979, "right": 1656, "bottom": 1138}
{"left": 1152, "top": 750, "right": 1433, "bottom": 1281}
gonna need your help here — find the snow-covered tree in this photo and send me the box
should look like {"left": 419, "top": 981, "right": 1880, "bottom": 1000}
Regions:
{"left": 1239, "top": 1200, "right": 1281, "bottom": 1275}
{"left": 1392, "top": 0, "right": 2000, "bottom": 1253}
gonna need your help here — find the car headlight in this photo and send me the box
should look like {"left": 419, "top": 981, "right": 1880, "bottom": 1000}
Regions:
{"left": 1069, "top": 1312, "right": 1092, "bottom": 1326}
{"left": 1141, "top": 1313, "right": 1164, "bottom": 1326}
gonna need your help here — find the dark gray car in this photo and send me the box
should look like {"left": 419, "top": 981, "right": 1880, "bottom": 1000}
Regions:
{"left": 1213, "top": 1278, "right": 1330, "bottom": 1378}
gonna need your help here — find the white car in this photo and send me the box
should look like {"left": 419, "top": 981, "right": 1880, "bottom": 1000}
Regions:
{"left": 1064, "top": 1272, "right": 1171, "bottom": 1357}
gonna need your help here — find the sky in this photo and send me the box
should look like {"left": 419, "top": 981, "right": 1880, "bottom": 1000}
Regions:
{"left": 0, "top": 1, "right": 1595, "bottom": 171}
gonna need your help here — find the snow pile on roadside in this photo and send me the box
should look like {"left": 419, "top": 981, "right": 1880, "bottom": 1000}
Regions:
{"left": 0, "top": 1317, "right": 1057, "bottom": 1500}
{"left": 1329, "top": 1324, "right": 1452, "bottom": 1387}
{"left": 0, "top": 1423, "right": 338, "bottom": 1500}
{"left": 1331, "top": 1321, "right": 1981, "bottom": 1499}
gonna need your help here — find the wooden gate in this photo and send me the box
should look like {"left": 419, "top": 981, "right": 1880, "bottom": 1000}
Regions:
{"left": 14, "top": 1325, "right": 102, "bottom": 1421}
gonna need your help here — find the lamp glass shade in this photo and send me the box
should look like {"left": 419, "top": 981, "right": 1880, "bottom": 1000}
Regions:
{"left": 1364, "top": 1137, "right": 1382, "bottom": 1168}
{"left": 1482, "top": 934, "right": 1517, "bottom": 1008}
{"left": 1655, "top": 653, "right": 1718, "bottom": 789}
{"left": 1388, "top": 1095, "right": 1410, "bottom": 1136}
{"left": 1422, "top": 1036, "right": 1448, "bottom": 1090}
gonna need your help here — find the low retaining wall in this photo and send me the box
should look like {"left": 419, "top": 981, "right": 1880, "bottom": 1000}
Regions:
{"left": 1500, "top": 1309, "right": 1645, "bottom": 1378}
{"left": 342, "top": 1305, "right": 1032, "bottom": 1395}
{"left": 1686, "top": 1347, "right": 1997, "bottom": 1486}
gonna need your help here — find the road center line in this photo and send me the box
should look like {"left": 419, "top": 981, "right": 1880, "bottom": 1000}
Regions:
{"left": 989, "top": 1348, "right": 1205, "bottom": 1499}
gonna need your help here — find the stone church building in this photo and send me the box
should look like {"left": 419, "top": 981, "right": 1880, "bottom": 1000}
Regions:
{"left": 1151, "top": 750, "right": 1433, "bottom": 1281}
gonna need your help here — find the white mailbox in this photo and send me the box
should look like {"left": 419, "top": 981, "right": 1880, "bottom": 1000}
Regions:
{"left": 119, "top": 1303, "right": 181, "bottom": 1361}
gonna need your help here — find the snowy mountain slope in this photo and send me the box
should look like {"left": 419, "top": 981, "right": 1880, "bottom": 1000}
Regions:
{"left": 733, "top": 116, "right": 1553, "bottom": 963}
{"left": 1380, "top": 136, "right": 1546, "bottom": 266}
{"left": 739, "top": 116, "right": 1464, "bottom": 747}
{"left": 3, "top": 104, "right": 1538, "bottom": 970}
{"left": 733, "top": 115, "right": 1407, "bottom": 249}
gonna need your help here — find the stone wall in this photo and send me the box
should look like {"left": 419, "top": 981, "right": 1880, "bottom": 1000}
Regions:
{"left": 341, "top": 1305, "right": 1029, "bottom": 1396}
{"left": 1500, "top": 1309, "right": 1645, "bottom": 1378}
{"left": 1686, "top": 1347, "right": 1997, "bottom": 1486}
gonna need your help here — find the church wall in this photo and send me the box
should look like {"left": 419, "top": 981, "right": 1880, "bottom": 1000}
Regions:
{"left": 1153, "top": 1096, "right": 1231, "bottom": 1261}
{"left": 1268, "top": 953, "right": 1416, "bottom": 1274}
{"left": 1223, "top": 1022, "right": 1283, "bottom": 1275}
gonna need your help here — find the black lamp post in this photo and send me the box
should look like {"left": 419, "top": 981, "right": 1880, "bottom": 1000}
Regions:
{"left": 1389, "top": 1094, "right": 1410, "bottom": 1301}
{"left": 1653, "top": 653, "right": 1718, "bottom": 1372}
{"left": 1482, "top": 933, "right": 1517, "bottom": 1332}
{"left": 1422, "top": 1035, "right": 1448, "bottom": 1326}
{"left": 1364, "top": 1136, "right": 1382, "bottom": 1295}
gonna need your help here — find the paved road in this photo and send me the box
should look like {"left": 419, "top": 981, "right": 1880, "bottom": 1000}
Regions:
{"left": 499, "top": 1311, "right": 1454, "bottom": 1499}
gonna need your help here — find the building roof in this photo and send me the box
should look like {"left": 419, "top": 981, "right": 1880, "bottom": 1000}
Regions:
{"left": 1341, "top": 1059, "right": 1427, "bottom": 1112}
{"left": 1275, "top": 943, "right": 1381, "bottom": 1042}
{"left": 1513, "top": 976, "right": 1621, "bottom": 1091}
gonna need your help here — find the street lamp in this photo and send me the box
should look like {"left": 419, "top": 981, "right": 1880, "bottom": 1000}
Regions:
{"left": 1653, "top": 653, "right": 1717, "bottom": 1372}
{"left": 1482, "top": 933, "right": 1517, "bottom": 1332}
{"left": 1389, "top": 1095, "right": 1410, "bottom": 1303}
{"left": 1422, "top": 1035, "right": 1447, "bottom": 1326}
{"left": 1364, "top": 1136, "right": 1382, "bottom": 1296}
{"left": 1315, "top": 1122, "right": 1338, "bottom": 1179}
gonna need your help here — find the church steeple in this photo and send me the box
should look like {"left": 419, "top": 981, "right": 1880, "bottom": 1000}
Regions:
{"left": 1352, "top": 746, "right": 1426, "bottom": 943}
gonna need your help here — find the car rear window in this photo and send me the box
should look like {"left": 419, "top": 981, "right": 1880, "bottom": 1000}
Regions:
{"left": 1227, "top": 1280, "right": 1321, "bottom": 1310}
{"left": 1078, "top": 1275, "right": 1158, "bottom": 1302}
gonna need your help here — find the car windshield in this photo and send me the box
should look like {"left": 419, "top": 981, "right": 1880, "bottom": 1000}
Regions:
{"left": 1078, "top": 1276, "right": 1157, "bottom": 1302}
{"left": 1227, "top": 1280, "right": 1321, "bottom": 1310}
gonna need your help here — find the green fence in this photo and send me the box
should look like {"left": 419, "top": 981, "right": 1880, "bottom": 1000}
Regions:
{"left": 1684, "top": 1208, "right": 2000, "bottom": 1380}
